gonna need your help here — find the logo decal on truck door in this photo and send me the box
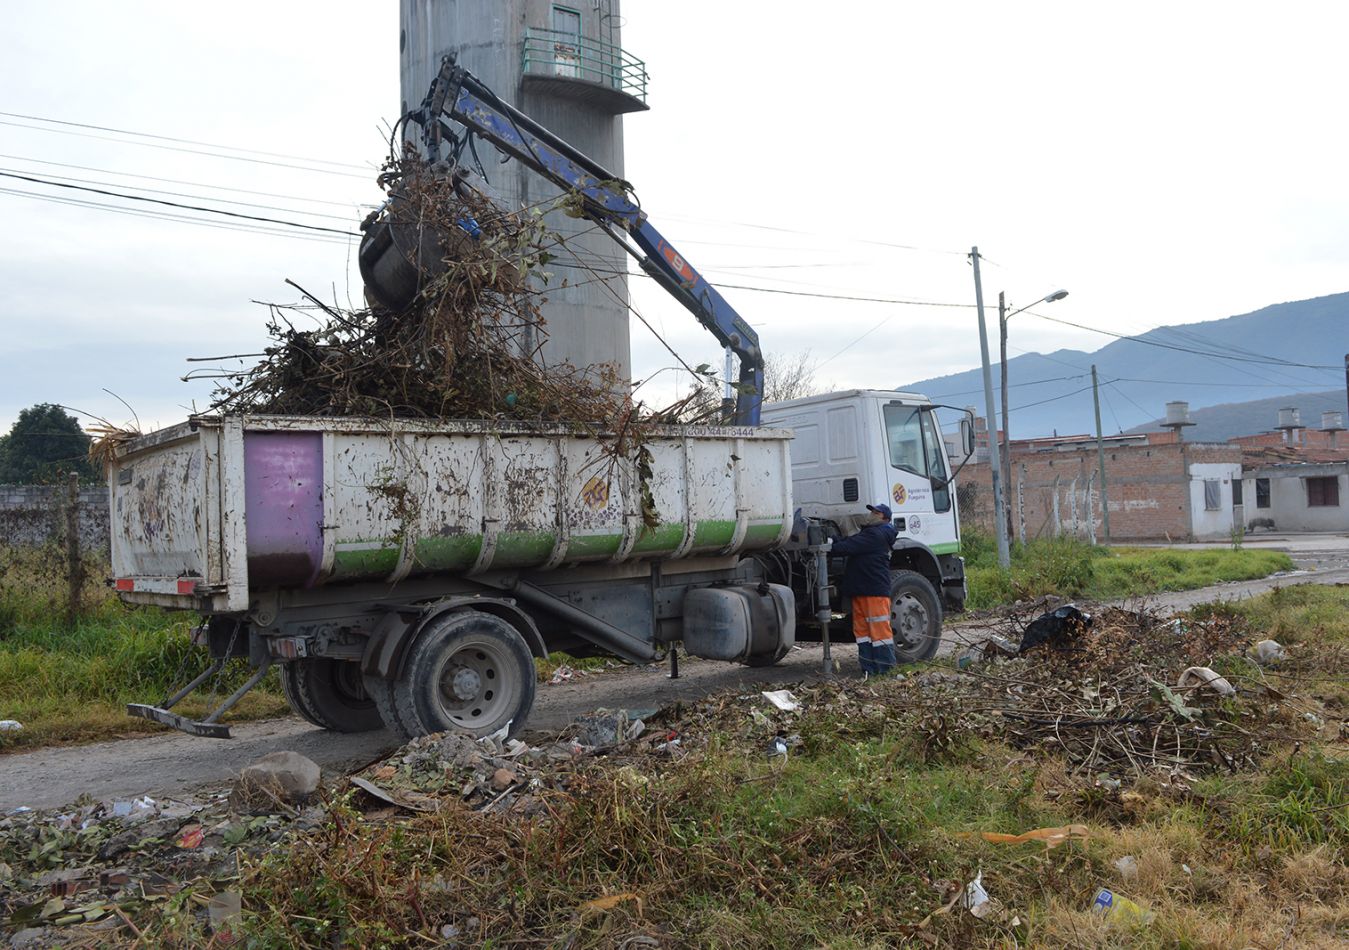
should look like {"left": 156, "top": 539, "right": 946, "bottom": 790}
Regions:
{"left": 892, "top": 483, "right": 907, "bottom": 506}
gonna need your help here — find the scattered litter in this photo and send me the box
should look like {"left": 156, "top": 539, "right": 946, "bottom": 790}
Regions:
{"left": 572, "top": 709, "right": 643, "bottom": 747}
{"left": 549, "top": 664, "right": 576, "bottom": 684}
{"left": 1251, "top": 639, "right": 1286, "bottom": 665}
{"left": 957, "top": 634, "right": 1018, "bottom": 667}
{"left": 1018, "top": 604, "right": 1092, "bottom": 653}
{"left": 207, "top": 890, "right": 242, "bottom": 933}
{"left": 1177, "top": 666, "right": 1236, "bottom": 696}
{"left": 956, "top": 824, "right": 1088, "bottom": 849}
{"left": 1089, "top": 887, "right": 1155, "bottom": 927}
{"left": 960, "top": 872, "right": 995, "bottom": 919}
{"left": 0, "top": 719, "right": 24, "bottom": 731}
{"left": 761, "top": 689, "right": 801, "bottom": 712}
{"left": 768, "top": 737, "right": 789, "bottom": 759}
{"left": 579, "top": 892, "right": 643, "bottom": 914}
{"left": 350, "top": 776, "right": 440, "bottom": 813}
{"left": 174, "top": 825, "right": 204, "bottom": 849}
{"left": 1113, "top": 855, "right": 1139, "bottom": 882}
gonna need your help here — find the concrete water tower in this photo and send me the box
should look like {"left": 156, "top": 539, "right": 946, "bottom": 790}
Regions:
{"left": 399, "top": 0, "right": 648, "bottom": 377}
{"left": 1321, "top": 410, "right": 1344, "bottom": 449}
{"left": 1162, "top": 401, "right": 1195, "bottom": 441}
{"left": 1277, "top": 406, "right": 1302, "bottom": 446}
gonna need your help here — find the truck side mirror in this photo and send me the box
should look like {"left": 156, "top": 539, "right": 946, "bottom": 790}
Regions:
{"left": 959, "top": 417, "right": 975, "bottom": 459}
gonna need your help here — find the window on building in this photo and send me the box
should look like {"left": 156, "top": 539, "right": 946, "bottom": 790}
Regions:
{"left": 1255, "top": 478, "right": 1270, "bottom": 509}
{"left": 1203, "top": 479, "right": 1221, "bottom": 511}
{"left": 1232, "top": 478, "right": 1243, "bottom": 506}
{"left": 1307, "top": 476, "right": 1340, "bottom": 507}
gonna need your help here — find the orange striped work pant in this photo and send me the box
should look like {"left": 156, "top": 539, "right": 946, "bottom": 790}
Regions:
{"left": 851, "top": 595, "right": 896, "bottom": 674}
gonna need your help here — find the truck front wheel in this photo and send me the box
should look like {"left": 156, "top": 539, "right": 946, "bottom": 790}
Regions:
{"left": 889, "top": 570, "right": 943, "bottom": 663}
{"left": 390, "top": 611, "right": 536, "bottom": 740}
{"left": 281, "top": 657, "right": 384, "bottom": 733}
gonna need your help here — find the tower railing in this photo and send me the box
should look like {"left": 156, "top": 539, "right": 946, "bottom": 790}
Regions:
{"left": 522, "top": 28, "right": 648, "bottom": 104}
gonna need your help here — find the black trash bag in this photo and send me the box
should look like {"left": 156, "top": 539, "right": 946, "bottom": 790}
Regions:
{"left": 1018, "top": 604, "right": 1093, "bottom": 654}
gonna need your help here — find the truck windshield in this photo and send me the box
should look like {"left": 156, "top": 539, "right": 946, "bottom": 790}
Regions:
{"left": 883, "top": 404, "right": 927, "bottom": 477}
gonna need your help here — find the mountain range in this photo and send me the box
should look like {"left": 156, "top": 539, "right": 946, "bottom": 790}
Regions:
{"left": 900, "top": 292, "right": 1348, "bottom": 439}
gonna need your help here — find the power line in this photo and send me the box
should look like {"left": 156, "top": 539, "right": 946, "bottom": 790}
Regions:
{"left": 0, "top": 119, "right": 373, "bottom": 179}
{"left": 0, "top": 153, "right": 370, "bottom": 208}
{"left": 0, "top": 186, "right": 354, "bottom": 245}
{"left": 1021, "top": 308, "right": 1343, "bottom": 371}
{"left": 1015, "top": 380, "right": 1109, "bottom": 411}
{"left": 0, "top": 110, "right": 372, "bottom": 170}
{"left": 0, "top": 166, "right": 359, "bottom": 222}
{"left": 925, "top": 374, "right": 1088, "bottom": 400}
{"left": 0, "top": 171, "right": 360, "bottom": 236}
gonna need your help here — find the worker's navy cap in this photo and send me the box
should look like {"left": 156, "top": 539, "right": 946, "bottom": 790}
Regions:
{"left": 867, "top": 503, "right": 893, "bottom": 519}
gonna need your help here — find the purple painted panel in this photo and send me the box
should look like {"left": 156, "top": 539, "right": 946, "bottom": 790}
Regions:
{"left": 244, "top": 431, "right": 324, "bottom": 587}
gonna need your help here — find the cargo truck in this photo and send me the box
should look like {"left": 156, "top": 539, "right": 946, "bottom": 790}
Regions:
{"left": 109, "top": 59, "right": 974, "bottom": 738}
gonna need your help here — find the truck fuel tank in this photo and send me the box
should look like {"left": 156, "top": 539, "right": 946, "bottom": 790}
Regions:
{"left": 682, "top": 584, "right": 795, "bottom": 663}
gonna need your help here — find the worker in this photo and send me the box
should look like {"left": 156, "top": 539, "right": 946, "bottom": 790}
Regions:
{"left": 830, "top": 503, "right": 898, "bottom": 675}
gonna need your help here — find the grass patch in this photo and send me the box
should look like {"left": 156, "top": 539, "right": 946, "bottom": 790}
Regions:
{"left": 963, "top": 531, "right": 1293, "bottom": 609}
{"left": 0, "top": 545, "right": 286, "bottom": 751}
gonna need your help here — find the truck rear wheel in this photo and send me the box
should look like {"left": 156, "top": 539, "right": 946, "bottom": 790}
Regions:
{"left": 889, "top": 570, "right": 943, "bottom": 664}
{"left": 390, "top": 611, "right": 536, "bottom": 740}
{"left": 282, "top": 658, "right": 385, "bottom": 733}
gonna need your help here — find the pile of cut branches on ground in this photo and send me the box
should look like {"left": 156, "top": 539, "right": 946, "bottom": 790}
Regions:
{"left": 936, "top": 605, "right": 1319, "bottom": 781}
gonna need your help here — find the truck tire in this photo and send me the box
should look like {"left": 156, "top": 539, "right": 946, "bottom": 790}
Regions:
{"left": 390, "top": 611, "right": 536, "bottom": 740}
{"left": 361, "top": 674, "right": 417, "bottom": 742}
{"left": 282, "top": 658, "right": 384, "bottom": 733}
{"left": 889, "top": 570, "right": 943, "bottom": 664}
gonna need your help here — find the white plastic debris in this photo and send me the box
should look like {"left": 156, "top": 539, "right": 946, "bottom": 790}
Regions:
{"left": 1251, "top": 639, "right": 1286, "bottom": 665}
{"left": 0, "top": 720, "right": 23, "bottom": 731}
{"left": 549, "top": 664, "right": 575, "bottom": 684}
{"left": 1177, "top": 666, "right": 1236, "bottom": 696}
{"left": 1113, "top": 855, "right": 1139, "bottom": 882}
{"left": 761, "top": 689, "right": 801, "bottom": 712}
{"left": 960, "top": 871, "right": 994, "bottom": 919}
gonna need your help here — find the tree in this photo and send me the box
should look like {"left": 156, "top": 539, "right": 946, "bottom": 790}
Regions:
{"left": 0, "top": 404, "right": 97, "bottom": 483}
{"left": 762, "top": 350, "right": 822, "bottom": 404}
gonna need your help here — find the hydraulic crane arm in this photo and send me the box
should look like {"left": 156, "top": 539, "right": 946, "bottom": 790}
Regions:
{"left": 408, "top": 56, "right": 764, "bottom": 426}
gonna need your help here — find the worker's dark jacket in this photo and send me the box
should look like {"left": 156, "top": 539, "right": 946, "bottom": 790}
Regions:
{"left": 831, "top": 521, "right": 897, "bottom": 598}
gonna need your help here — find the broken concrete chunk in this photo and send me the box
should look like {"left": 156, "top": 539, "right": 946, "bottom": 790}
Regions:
{"left": 231, "top": 751, "right": 321, "bottom": 811}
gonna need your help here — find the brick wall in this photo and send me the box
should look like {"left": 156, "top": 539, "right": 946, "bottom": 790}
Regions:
{"left": 959, "top": 442, "right": 1243, "bottom": 541}
{"left": 0, "top": 484, "right": 110, "bottom": 552}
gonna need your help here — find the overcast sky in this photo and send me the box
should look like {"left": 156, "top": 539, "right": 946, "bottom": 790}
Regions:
{"left": 3, "top": 1, "right": 1348, "bottom": 434}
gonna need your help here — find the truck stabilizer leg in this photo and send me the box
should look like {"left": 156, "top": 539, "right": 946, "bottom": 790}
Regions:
{"left": 126, "top": 657, "right": 273, "bottom": 739}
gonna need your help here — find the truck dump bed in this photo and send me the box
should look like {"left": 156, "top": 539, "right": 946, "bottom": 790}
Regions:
{"left": 109, "top": 415, "right": 793, "bottom": 612}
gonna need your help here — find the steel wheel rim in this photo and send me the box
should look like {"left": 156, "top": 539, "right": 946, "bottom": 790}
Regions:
{"left": 434, "top": 635, "right": 517, "bottom": 730}
{"left": 891, "top": 592, "right": 930, "bottom": 648}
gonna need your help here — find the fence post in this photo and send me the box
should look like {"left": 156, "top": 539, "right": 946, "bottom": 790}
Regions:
{"left": 64, "top": 472, "right": 83, "bottom": 626}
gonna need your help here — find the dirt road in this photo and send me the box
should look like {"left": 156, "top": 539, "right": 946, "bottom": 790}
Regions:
{"left": 5, "top": 563, "right": 1345, "bottom": 812}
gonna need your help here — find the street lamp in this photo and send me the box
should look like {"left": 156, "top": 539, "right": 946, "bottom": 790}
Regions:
{"left": 998, "top": 289, "right": 1069, "bottom": 544}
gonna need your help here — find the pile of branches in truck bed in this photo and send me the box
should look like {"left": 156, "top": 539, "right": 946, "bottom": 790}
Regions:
{"left": 204, "top": 156, "right": 707, "bottom": 430}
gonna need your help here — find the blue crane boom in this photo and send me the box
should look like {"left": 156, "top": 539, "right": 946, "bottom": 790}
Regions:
{"left": 379, "top": 55, "right": 764, "bottom": 426}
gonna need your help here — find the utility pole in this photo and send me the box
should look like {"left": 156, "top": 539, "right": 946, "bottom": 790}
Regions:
{"left": 998, "top": 292, "right": 1013, "bottom": 544}
{"left": 972, "top": 247, "right": 1010, "bottom": 568}
{"left": 1343, "top": 353, "right": 1348, "bottom": 424}
{"left": 1091, "top": 364, "right": 1111, "bottom": 544}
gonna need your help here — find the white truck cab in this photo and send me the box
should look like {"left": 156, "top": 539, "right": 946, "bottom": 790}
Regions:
{"left": 762, "top": 389, "right": 971, "bottom": 614}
